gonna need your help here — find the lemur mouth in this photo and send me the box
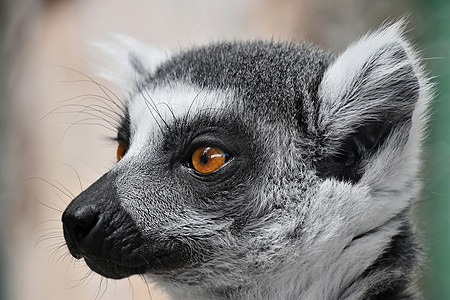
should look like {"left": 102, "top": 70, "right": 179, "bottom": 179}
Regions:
{"left": 85, "top": 257, "right": 148, "bottom": 279}
{"left": 82, "top": 244, "right": 190, "bottom": 279}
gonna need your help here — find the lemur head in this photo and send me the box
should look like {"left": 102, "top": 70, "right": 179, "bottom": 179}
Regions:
{"left": 62, "top": 22, "right": 430, "bottom": 299}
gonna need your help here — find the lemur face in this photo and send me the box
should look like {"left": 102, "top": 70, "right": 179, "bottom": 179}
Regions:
{"left": 62, "top": 40, "right": 333, "bottom": 281}
{"left": 62, "top": 23, "right": 429, "bottom": 297}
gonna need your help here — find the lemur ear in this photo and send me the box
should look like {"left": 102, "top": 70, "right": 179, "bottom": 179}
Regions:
{"left": 315, "top": 22, "right": 422, "bottom": 183}
{"left": 88, "top": 35, "right": 170, "bottom": 94}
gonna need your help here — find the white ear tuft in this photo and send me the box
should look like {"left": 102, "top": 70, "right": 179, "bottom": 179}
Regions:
{"left": 317, "top": 20, "right": 425, "bottom": 143}
{"left": 315, "top": 20, "right": 431, "bottom": 182}
{"left": 320, "top": 21, "right": 410, "bottom": 103}
{"left": 87, "top": 35, "right": 170, "bottom": 94}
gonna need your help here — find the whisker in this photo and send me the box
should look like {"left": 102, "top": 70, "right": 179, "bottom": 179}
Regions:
{"left": 63, "top": 164, "right": 84, "bottom": 192}
{"left": 55, "top": 251, "right": 74, "bottom": 266}
{"left": 56, "top": 106, "right": 121, "bottom": 129}
{"left": 41, "top": 97, "right": 125, "bottom": 123}
{"left": 35, "top": 226, "right": 61, "bottom": 234}
{"left": 68, "top": 269, "right": 94, "bottom": 290}
{"left": 26, "top": 177, "right": 74, "bottom": 202}
{"left": 36, "top": 233, "right": 64, "bottom": 247}
{"left": 48, "top": 188, "right": 70, "bottom": 207}
{"left": 53, "top": 64, "right": 125, "bottom": 107}
{"left": 159, "top": 101, "right": 176, "bottom": 121}
{"left": 138, "top": 87, "right": 164, "bottom": 132}
{"left": 60, "top": 118, "right": 117, "bottom": 143}
{"left": 49, "top": 179, "right": 75, "bottom": 198}
{"left": 44, "top": 103, "right": 123, "bottom": 127}
{"left": 94, "top": 276, "right": 106, "bottom": 300}
{"left": 34, "top": 196, "right": 64, "bottom": 213}
{"left": 48, "top": 242, "right": 68, "bottom": 263}
{"left": 141, "top": 275, "right": 154, "bottom": 300}
{"left": 127, "top": 277, "right": 135, "bottom": 300}
{"left": 55, "top": 93, "right": 126, "bottom": 114}
{"left": 71, "top": 103, "right": 122, "bottom": 124}
{"left": 50, "top": 243, "right": 68, "bottom": 260}
{"left": 186, "top": 86, "right": 206, "bottom": 118}
{"left": 100, "top": 277, "right": 110, "bottom": 300}
{"left": 35, "top": 219, "right": 61, "bottom": 227}
{"left": 142, "top": 87, "right": 169, "bottom": 129}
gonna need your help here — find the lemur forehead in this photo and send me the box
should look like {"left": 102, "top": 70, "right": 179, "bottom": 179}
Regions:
{"left": 127, "top": 83, "right": 230, "bottom": 147}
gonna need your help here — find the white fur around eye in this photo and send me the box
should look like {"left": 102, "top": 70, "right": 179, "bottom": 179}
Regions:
{"left": 123, "top": 83, "right": 231, "bottom": 159}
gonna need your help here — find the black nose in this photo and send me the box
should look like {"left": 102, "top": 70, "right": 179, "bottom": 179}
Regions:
{"left": 62, "top": 205, "right": 100, "bottom": 252}
{"left": 61, "top": 172, "right": 118, "bottom": 258}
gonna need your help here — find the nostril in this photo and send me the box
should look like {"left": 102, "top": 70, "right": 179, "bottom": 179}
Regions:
{"left": 73, "top": 212, "right": 100, "bottom": 243}
{"left": 62, "top": 206, "right": 100, "bottom": 247}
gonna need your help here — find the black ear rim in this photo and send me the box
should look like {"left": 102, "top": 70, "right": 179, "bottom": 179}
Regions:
{"left": 315, "top": 117, "right": 412, "bottom": 183}
{"left": 316, "top": 120, "right": 385, "bottom": 183}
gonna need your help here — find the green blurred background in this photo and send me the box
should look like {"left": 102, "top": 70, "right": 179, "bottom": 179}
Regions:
{"left": 0, "top": 0, "right": 449, "bottom": 299}
{"left": 416, "top": 0, "right": 450, "bottom": 299}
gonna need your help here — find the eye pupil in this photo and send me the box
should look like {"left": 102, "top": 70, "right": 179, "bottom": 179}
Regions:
{"left": 191, "top": 146, "right": 228, "bottom": 174}
{"left": 199, "top": 152, "right": 209, "bottom": 165}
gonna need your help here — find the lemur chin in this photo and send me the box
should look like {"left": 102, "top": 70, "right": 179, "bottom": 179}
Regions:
{"left": 62, "top": 21, "right": 432, "bottom": 300}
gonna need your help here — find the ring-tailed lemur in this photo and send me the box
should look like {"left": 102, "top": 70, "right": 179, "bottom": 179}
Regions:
{"left": 61, "top": 22, "right": 431, "bottom": 300}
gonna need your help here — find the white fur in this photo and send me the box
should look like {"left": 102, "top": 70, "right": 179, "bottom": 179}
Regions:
{"left": 119, "top": 82, "right": 231, "bottom": 173}
{"left": 88, "top": 34, "right": 170, "bottom": 94}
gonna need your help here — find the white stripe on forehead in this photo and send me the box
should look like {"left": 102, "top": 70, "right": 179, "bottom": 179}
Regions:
{"left": 126, "top": 83, "right": 230, "bottom": 155}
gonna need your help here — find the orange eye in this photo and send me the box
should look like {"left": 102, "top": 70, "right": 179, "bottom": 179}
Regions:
{"left": 117, "top": 142, "right": 128, "bottom": 162}
{"left": 191, "top": 146, "right": 228, "bottom": 174}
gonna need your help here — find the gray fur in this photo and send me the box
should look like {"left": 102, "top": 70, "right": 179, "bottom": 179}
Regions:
{"left": 62, "top": 21, "right": 432, "bottom": 300}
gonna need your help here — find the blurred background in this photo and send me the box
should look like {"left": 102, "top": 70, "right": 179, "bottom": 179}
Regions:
{"left": 0, "top": 0, "right": 448, "bottom": 299}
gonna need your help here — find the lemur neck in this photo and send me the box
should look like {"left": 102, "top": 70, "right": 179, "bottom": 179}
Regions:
{"left": 169, "top": 220, "right": 420, "bottom": 300}
{"left": 346, "top": 221, "right": 420, "bottom": 300}
{"left": 235, "top": 222, "right": 419, "bottom": 300}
